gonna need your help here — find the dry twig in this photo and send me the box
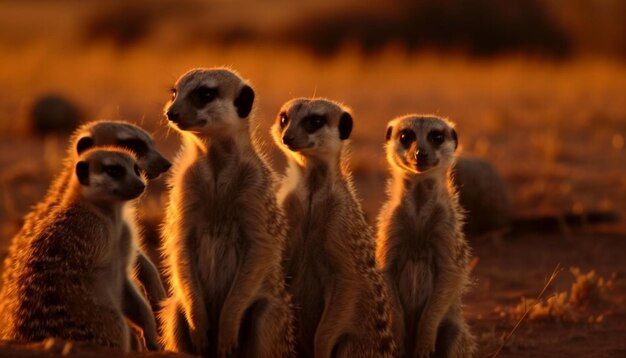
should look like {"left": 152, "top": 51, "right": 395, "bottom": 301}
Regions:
{"left": 491, "top": 263, "right": 562, "bottom": 358}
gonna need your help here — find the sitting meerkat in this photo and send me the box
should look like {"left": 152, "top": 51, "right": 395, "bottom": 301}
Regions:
{"left": 0, "top": 148, "right": 148, "bottom": 351}
{"left": 159, "top": 68, "right": 294, "bottom": 357}
{"left": 272, "top": 98, "right": 397, "bottom": 358}
{"left": 376, "top": 115, "right": 476, "bottom": 358}
{"left": 0, "top": 120, "right": 169, "bottom": 350}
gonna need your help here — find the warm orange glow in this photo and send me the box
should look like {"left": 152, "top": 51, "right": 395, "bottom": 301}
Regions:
{"left": 0, "top": 1, "right": 625, "bottom": 356}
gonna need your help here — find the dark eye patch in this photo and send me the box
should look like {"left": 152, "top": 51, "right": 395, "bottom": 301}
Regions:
{"left": 189, "top": 86, "right": 219, "bottom": 108}
{"left": 118, "top": 139, "right": 149, "bottom": 157}
{"left": 279, "top": 112, "right": 289, "bottom": 128}
{"left": 104, "top": 165, "right": 126, "bottom": 179}
{"left": 428, "top": 130, "right": 445, "bottom": 146}
{"left": 399, "top": 129, "right": 416, "bottom": 148}
{"left": 302, "top": 114, "right": 326, "bottom": 134}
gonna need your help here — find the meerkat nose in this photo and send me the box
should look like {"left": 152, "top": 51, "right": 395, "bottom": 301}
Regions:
{"left": 282, "top": 135, "right": 295, "bottom": 146}
{"left": 166, "top": 110, "right": 180, "bottom": 122}
{"left": 135, "top": 182, "right": 146, "bottom": 193}
{"left": 415, "top": 150, "right": 428, "bottom": 161}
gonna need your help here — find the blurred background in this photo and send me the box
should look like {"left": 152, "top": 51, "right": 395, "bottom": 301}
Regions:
{"left": 0, "top": 1, "right": 625, "bottom": 355}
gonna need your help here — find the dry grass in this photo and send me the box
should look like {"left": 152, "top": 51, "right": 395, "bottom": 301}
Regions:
{"left": 1, "top": 39, "right": 624, "bottom": 225}
{"left": 491, "top": 264, "right": 562, "bottom": 357}
{"left": 495, "top": 267, "right": 618, "bottom": 324}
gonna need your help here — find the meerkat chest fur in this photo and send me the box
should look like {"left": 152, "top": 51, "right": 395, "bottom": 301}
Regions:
{"left": 283, "top": 162, "right": 348, "bottom": 269}
{"left": 172, "top": 133, "right": 266, "bottom": 313}
{"left": 281, "top": 162, "right": 361, "bottom": 339}
{"left": 90, "top": 203, "right": 131, "bottom": 303}
{"left": 388, "top": 175, "right": 461, "bottom": 313}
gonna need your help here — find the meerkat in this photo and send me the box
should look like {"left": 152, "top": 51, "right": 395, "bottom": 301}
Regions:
{"left": 0, "top": 148, "right": 148, "bottom": 351}
{"left": 271, "top": 98, "right": 397, "bottom": 358}
{"left": 0, "top": 120, "right": 169, "bottom": 350}
{"left": 376, "top": 115, "right": 476, "bottom": 357}
{"left": 159, "top": 68, "right": 294, "bottom": 357}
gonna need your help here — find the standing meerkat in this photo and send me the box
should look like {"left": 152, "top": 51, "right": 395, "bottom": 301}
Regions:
{"left": 376, "top": 115, "right": 476, "bottom": 357}
{"left": 159, "top": 68, "right": 294, "bottom": 357}
{"left": 0, "top": 148, "right": 147, "bottom": 351}
{"left": 0, "top": 120, "right": 169, "bottom": 350}
{"left": 272, "top": 98, "right": 397, "bottom": 358}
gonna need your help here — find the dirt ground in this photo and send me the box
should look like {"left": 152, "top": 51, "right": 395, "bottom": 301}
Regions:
{"left": 0, "top": 136, "right": 624, "bottom": 357}
{"left": 469, "top": 228, "right": 626, "bottom": 357}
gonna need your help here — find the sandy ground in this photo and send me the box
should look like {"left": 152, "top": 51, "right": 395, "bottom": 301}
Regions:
{"left": 0, "top": 136, "right": 624, "bottom": 357}
{"left": 469, "top": 229, "right": 626, "bottom": 357}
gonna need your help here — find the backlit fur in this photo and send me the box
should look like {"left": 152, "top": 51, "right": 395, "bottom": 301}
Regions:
{"left": 159, "top": 68, "right": 294, "bottom": 357}
{"left": 0, "top": 120, "right": 170, "bottom": 350}
{"left": 272, "top": 98, "right": 397, "bottom": 358}
{"left": 376, "top": 115, "right": 476, "bottom": 357}
{"left": 0, "top": 148, "right": 147, "bottom": 351}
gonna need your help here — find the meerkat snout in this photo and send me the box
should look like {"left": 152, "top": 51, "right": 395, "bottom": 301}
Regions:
{"left": 166, "top": 109, "right": 179, "bottom": 122}
{"left": 385, "top": 115, "right": 458, "bottom": 175}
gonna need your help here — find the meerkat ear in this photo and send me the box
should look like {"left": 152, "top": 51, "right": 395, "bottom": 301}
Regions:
{"left": 234, "top": 85, "right": 255, "bottom": 118}
{"left": 76, "top": 136, "right": 94, "bottom": 154}
{"left": 385, "top": 126, "right": 392, "bottom": 142}
{"left": 451, "top": 128, "right": 458, "bottom": 150}
{"left": 76, "top": 161, "right": 90, "bottom": 186}
{"left": 339, "top": 112, "right": 353, "bottom": 140}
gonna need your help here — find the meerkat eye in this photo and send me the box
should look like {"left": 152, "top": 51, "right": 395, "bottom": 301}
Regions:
{"left": 428, "top": 130, "right": 445, "bottom": 146}
{"left": 170, "top": 88, "right": 177, "bottom": 100}
{"left": 280, "top": 112, "right": 289, "bottom": 127}
{"left": 190, "top": 86, "right": 219, "bottom": 107}
{"left": 399, "top": 130, "right": 416, "bottom": 148}
{"left": 133, "top": 164, "right": 141, "bottom": 177}
{"left": 104, "top": 165, "right": 126, "bottom": 179}
{"left": 118, "top": 139, "right": 149, "bottom": 158}
{"left": 303, "top": 114, "right": 326, "bottom": 133}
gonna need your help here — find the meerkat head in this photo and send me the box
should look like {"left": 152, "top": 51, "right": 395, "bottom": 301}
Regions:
{"left": 73, "top": 121, "right": 171, "bottom": 180}
{"left": 384, "top": 115, "right": 458, "bottom": 176}
{"left": 271, "top": 98, "right": 353, "bottom": 163}
{"left": 75, "top": 148, "right": 147, "bottom": 202}
{"left": 164, "top": 68, "right": 255, "bottom": 136}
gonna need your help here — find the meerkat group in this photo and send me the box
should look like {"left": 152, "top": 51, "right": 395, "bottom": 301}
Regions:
{"left": 0, "top": 67, "right": 475, "bottom": 357}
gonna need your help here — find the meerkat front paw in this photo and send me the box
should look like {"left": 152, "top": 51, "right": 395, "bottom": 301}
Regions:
{"left": 415, "top": 330, "right": 437, "bottom": 358}
{"left": 189, "top": 327, "right": 209, "bottom": 355}
{"left": 217, "top": 327, "right": 238, "bottom": 358}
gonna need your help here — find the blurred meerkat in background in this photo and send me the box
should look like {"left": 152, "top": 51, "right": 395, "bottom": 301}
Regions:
{"left": 159, "top": 68, "right": 294, "bottom": 357}
{"left": 0, "top": 148, "right": 149, "bottom": 351}
{"left": 376, "top": 115, "right": 476, "bottom": 357}
{"left": 272, "top": 98, "right": 397, "bottom": 358}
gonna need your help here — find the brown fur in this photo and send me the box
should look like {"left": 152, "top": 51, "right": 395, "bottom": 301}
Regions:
{"left": 0, "top": 148, "right": 147, "bottom": 351}
{"left": 376, "top": 115, "right": 476, "bottom": 357}
{"left": 272, "top": 98, "right": 397, "bottom": 358}
{"left": 0, "top": 120, "right": 169, "bottom": 350}
{"left": 159, "top": 68, "right": 294, "bottom": 357}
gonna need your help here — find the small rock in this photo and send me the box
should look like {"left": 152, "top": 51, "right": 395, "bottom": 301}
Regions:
{"left": 31, "top": 95, "right": 82, "bottom": 135}
{"left": 453, "top": 156, "right": 512, "bottom": 236}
